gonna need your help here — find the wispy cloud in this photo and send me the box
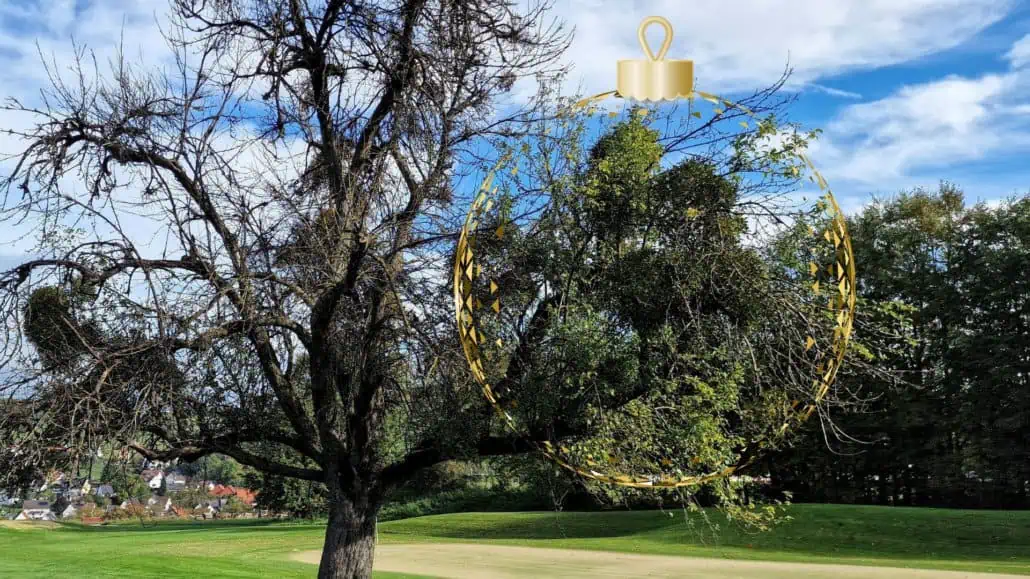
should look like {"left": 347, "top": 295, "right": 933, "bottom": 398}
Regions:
{"left": 1006, "top": 32, "right": 1030, "bottom": 69}
{"left": 1, "top": 0, "right": 1027, "bottom": 241}
{"left": 804, "top": 83, "right": 863, "bottom": 100}
{"left": 809, "top": 31, "right": 1030, "bottom": 190}
{"left": 544, "top": 0, "right": 1012, "bottom": 96}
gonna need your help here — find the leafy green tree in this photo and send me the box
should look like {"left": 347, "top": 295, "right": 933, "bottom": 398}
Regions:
{"left": 171, "top": 487, "right": 214, "bottom": 511}
{"left": 77, "top": 504, "right": 105, "bottom": 521}
{"left": 34, "top": 489, "right": 56, "bottom": 504}
{"left": 104, "top": 465, "right": 151, "bottom": 504}
{"left": 51, "top": 495, "right": 70, "bottom": 518}
{"left": 122, "top": 502, "right": 152, "bottom": 526}
{"left": 944, "top": 196, "right": 1030, "bottom": 505}
{"left": 771, "top": 186, "right": 1030, "bottom": 509}
{"left": 247, "top": 468, "right": 328, "bottom": 519}
{"left": 219, "top": 496, "right": 254, "bottom": 518}
{"left": 86, "top": 494, "right": 110, "bottom": 508}
{"left": 455, "top": 111, "right": 853, "bottom": 524}
{"left": 181, "top": 454, "right": 248, "bottom": 487}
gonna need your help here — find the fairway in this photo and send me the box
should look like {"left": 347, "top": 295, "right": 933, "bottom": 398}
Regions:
{"left": 1, "top": 505, "right": 1028, "bottom": 578}
{"left": 293, "top": 544, "right": 1029, "bottom": 578}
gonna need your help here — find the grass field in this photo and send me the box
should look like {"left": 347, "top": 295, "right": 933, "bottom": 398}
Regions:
{"left": 1, "top": 504, "right": 1028, "bottom": 578}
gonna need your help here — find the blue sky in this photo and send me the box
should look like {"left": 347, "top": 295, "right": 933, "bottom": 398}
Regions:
{"left": 543, "top": 0, "right": 1030, "bottom": 212}
{"left": 1, "top": 0, "right": 1029, "bottom": 254}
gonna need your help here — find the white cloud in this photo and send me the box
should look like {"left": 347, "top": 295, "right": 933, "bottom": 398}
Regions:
{"left": 1, "top": 0, "right": 1025, "bottom": 239}
{"left": 0, "top": 0, "right": 172, "bottom": 95}
{"left": 808, "top": 31, "right": 1030, "bottom": 189}
{"left": 549, "top": 0, "right": 1011, "bottom": 95}
{"left": 804, "top": 83, "right": 863, "bottom": 100}
{"left": 812, "top": 73, "right": 1019, "bottom": 181}
{"left": 0, "top": 0, "right": 175, "bottom": 245}
{"left": 1006, "top": 33, "right": 1030, "bottom": 68}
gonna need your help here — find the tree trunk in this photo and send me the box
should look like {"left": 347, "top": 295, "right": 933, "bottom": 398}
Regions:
{"left": 318, "top": 498, "right": 378, "bottom": 579}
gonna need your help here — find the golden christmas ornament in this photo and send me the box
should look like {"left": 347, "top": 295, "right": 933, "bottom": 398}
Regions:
{"left": 454, "top": 16, "right": 857, "bottom": 488}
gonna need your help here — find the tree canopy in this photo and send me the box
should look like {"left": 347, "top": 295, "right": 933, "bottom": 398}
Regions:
{"left": 459, "top": 114, "right": 848, "bottom": 501}
{"left": 770, "top": 186, "right": 1030, "bottom": 509}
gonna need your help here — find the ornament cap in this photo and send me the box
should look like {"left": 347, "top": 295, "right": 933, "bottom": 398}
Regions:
{"left": 617, "top": 16, "right": 694, "bottom": 101}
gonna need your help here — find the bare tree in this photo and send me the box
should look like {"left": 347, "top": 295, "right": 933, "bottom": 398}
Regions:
{"left": 0, "top": 1, "right": 571, "bottom": 576}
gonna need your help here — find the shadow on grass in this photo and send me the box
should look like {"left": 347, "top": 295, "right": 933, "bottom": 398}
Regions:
{"left": 382, "top": 510, "right": 679, "bottom": 540}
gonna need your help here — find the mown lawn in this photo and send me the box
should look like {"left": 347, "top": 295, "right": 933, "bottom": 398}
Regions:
{"left": 0, "top": 519, "right": 423, "bottom": 579}
{"left": 1, "top": 504, "right": 1028, "bottom": 577}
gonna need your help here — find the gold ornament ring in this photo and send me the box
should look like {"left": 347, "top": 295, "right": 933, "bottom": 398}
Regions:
{"left": 453, "top": 20, "right": 856, "bottom": 489}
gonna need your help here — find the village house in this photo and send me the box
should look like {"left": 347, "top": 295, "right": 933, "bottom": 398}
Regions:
{"left": 118, "top": 498, "right": 143, "bottom": 510}
{"left": 14, "top": 500, "right": 56, "bottom": 521}
{"left": 94, "top": 484, "right": 115, "bottom": 498}
{"left": 146, "top": 495, "right": 173, "bottom": 513}
{"left": 60, "top": 502, "right": 86, "bottom": 519}
{"left": 140, "top": 458, "right": 170, "bottom": 470}
{"left": 140, "top": 469, "right": 164, "bottom": 490}
{"left": 147, "top": 502, "right": 168, "bottom": 518}
{"left": 164, "top": 473, "right": 188, "bottom": 493}
{"left": 60, "top": 479, "right": 93, "bottom": 501}
{"left": 210, "top": 485, "right": 258, "bottom": 507}
{"left": 198, "top": 501, "right": 219, "bottom": 519}
{"left": 118, "top": 495, "right": 172, "bottom": 515}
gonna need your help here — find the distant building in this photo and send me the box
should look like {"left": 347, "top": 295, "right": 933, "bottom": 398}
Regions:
{"left": 729, "top": 475, "right": 772, "bottom": 485}
{"left": 60, "top": 503, "right": 86, "bottom": 519}
{"left": 164, "top": 473, "right": 188, "bottom": 493}
{"left": 94, "top": 484, "right": 115, "bottom": 498}
{"left": 61, "top": 482, "right": 89, "bottom": 501}
{"left": 147, "top": 503, "right": 168, "bottom": 518}
{"left": 210, "top": 484, "right": 232, "bottom": 497}
{"left": 14, "top": 500, "right": 56, "bottom": 521}
{"left": 198, "top": 502, "right": 219, "bottom": 519}
{"left": 140, "top": 469, "right": 164, "bottom": 490}
{"left": 210, "top": 485, "right": 258, "bottom": 506}
{"left": 140, "top": 458, "right": 169, "bottom": 470}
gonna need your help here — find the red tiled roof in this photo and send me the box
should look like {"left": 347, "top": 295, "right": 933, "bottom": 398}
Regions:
{"left": 210, "top": 484, "right": 233, "bottom": 497}
{"left": 233, "top": 488, "right": 257, "bottom": 505}
{"left": 208, "top": 485, "right": 257, "bottom": 504}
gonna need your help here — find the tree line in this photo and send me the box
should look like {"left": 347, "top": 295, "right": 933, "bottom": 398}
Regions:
{"left": 767, "top": 186, "right": 1030, "bottom": 509}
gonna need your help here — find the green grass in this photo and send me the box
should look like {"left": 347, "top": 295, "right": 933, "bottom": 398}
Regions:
{"left": 0, "top": 519, "right": 426, "bottom": 579}
{"left": 380, "top": 504, "right": 1030, "bottom": 575}
{"left": 1, "top": 504, "right": 1028, "bottom": 577}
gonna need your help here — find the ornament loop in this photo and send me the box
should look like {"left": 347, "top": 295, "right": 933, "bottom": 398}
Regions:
{"left": 638, "top": 16, "right": 673, "bottom": 61}
{"left": 617, "top": 16, "right": 693, "bottom": 101}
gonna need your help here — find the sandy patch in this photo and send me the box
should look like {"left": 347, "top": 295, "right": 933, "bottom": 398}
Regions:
{"left": 0, "top": 520, "right": 60, "bottom": 530}
{"left": 291, "top": 543, "right": 1026, "bottom": 578}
